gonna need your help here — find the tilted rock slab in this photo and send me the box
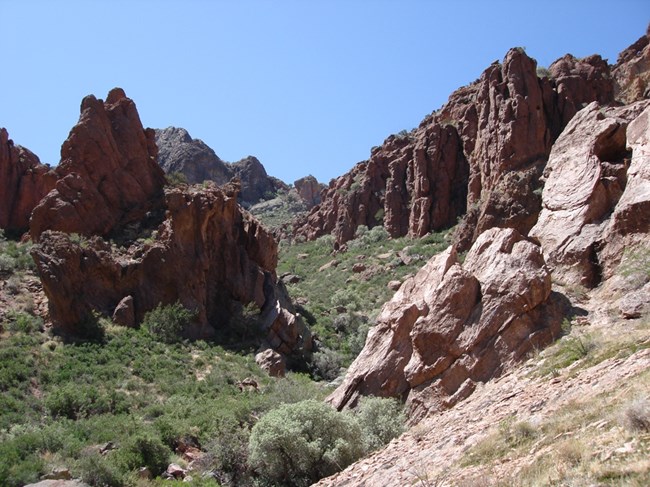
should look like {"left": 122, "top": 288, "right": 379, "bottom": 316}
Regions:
{"left": 327, "top": 228, "right": 563, "bottom": 421}
{"left": 530, "top": 100, "right": 650, "bottom": 287}
{"left": 30, "top": 88, "right": 167, "bottom": 240}
{"left": 0, "top": 128, "right": 56, "bottom": 234}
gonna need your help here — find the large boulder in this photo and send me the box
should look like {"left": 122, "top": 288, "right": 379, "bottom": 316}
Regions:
{"left": 30, "top": 88, "right": 167, "bottom": 240}
{"left": 530, "top": 100, "right": 650, "bottom": 287}
{"left": 327, "top": 228, "right": 563, "bottom": 421}
{"left": 294, "top": 175, "right": 325, "bottom": 208}
{"left": 0, "top": 128, "right": 56, "bottom": 235}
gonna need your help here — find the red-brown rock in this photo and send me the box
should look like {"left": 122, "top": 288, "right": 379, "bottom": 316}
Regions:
{"left": 295, "top": 47, "right": 614, "bottom": 251}
{"left": 32, "top": 182, "right": 312, "bottom": 366}
{"left": 30, "top": 88, "right": 166, "bottom": 240}
{"left": 294, "top": 175, "right": 325, "bottom": 208}
{"left": 613, "top": 28, "right": 650, "bottom": 104}
{"left": 530, "top": 101, "right": 650, "bottom": 287}
{"left": 0, "top": 128, "right": 56, "bottom": 235}
{"left": 327, "top": 228, "right": 563, "bottom": 420}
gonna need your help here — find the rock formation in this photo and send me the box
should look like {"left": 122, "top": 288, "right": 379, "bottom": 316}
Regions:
{"left": 30, "top": 90, "right": 311, "bottom": 371}
{"left": 530, "top": 100, "right": 650, "bottom": 287}
{"left": 154, "top": 127, "right": 288, "bottom": 207}
{"left": 613, "top": 28, "right": 650, "bottom": 104}
{"left": 0, "top": 128, "right": 56, "bottom": 235}
{"left": 30, "top": 88, "right": 167, "bottom": 240}
{"left": 294, "top": 175, "right": 325, "bottom": 208}
{"left": 155, "top": 127, "right": 232, "bottom": 185}
{"left": 327, "top": 228, "right": 564, "bottom": 421}
{"left": 230, "top": 155, "right": 287, "bottom": 207}
{"left": 294, "top": 48, "right": 615, "bottom": 250}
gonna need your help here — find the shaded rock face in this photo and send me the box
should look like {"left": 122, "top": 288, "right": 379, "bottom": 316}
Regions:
{"left": 0, "top": 129, "right": 56, "bottom": 235}
{"left": 231, "top": 156, "right": 287, "bottom": 207}
{"left": 530, "top": 100, "right": 650, "bottom": 287}
{"left": 613, "top": 28, "right": 650, "bottom": 104}
{"left": 154, "top": 127, "right": 288, "bottom": 207}
{"left": 30, "top": 88, "right": 167, "bottom": 241}
{"left": 294, "top": 175, "right": 325, "bottom": 208}
{"left": 294, "top": 49, "right": 614, "bottom": 250}
{"left": 327, "top": 228, "right": 563, "bottom": 421}
{"left": 32, "top": 183, "right": 312, "bottom": 367}
{"left": 155, "top": 127, "right": 232, "bottom": 185}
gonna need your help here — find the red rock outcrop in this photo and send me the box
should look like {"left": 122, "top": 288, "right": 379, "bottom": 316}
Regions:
{"left": 327, "top": 228, "right": 563, "bottom": 421}
{"left": 30, "top": 88, "right": 167, "bottom": 240}
{"left": 294, "top": 175, "right": 325, "bottom": 208}
{"left": 530, "top": 100, "right": 650, "bottom": 287}
{"left": 0, "top": 128, "right": 56, "bottom": 235}
{"left": 613, "top": 27, "right": 650, "bottom": 104}
{"left": 294, "top": 48, "right": 614, "bottom": 250}
{"left": 32, "top": 182, "right": 312, "bottom": 367}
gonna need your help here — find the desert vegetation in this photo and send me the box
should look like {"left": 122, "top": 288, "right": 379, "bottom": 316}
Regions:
{"left": 0, "top": 235, "right": 407, "bottom": 486}
{"left": 278, "top": 226, "right": 452, "bottom": 378}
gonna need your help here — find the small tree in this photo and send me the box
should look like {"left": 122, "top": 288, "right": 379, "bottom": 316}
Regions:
{"left": 248, "top": 400, "right": 364, "bottom": 486}
{"left": 142, "top": 302, "right": 195, "bottom": 344}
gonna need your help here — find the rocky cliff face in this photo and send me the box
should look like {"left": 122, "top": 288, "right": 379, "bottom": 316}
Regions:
{"left": 155, "top": 127, "right": 232, "bottom": 185}
{"left": 613, "top": 29, "right": 650, "bottom": 104}
{"left": 30, "top": 88, "right": 167, "bottom": 241}
{"left": 530, "top": 100, "right": 650, "bottom": 288}
{"left": 28, "top": 90, "right": 311, "bottom": 371}
{"left": 327, "top": 228, "right": 564, "bottom": 420}
{"left": 294, "top": 48, "right": 616, "bottom": 250}
{"left": 154, "top": 127, "right": 289, "bottom": 207}
{"left": 0, "top": 129, "right": 56, "bottom": 235}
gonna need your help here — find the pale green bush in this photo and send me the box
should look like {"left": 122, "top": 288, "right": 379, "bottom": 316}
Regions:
{"left": 248, "top": 400, "right": 363, "bottom": 486}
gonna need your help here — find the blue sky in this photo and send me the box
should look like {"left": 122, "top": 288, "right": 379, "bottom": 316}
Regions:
{"left": 1, "top": 1, "right": 648, "bottom": 184}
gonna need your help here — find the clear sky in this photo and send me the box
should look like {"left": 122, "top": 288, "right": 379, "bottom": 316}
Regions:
{"left": 1, "top": 1, "right": 648, "bottom": 184}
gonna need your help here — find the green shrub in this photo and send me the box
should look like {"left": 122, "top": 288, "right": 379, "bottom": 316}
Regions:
{"left": 45, "top": 384, "right": 110, "bottom": 420}
{"left": 4, "top": 311, "right": 43, "bottom": 334}
{"left": 143, "top": 302, "right": 195, "bottom": 344}
{"left": 166, "top": 171, "right": 189, "bottom": 187}
{"left": 77, "top": 452, "right": 123, "bottom": 487}
{"left": 115, "top": 434, "right": 170, "bottom": 477}
{"left": 354, "top": 396, "right": 406, "bottom": 453}
{"left": 248, "top": 400, "right": 364, "bottom": 486}
{"left": 311, "top": 348, "right": 343, "bottom": 381}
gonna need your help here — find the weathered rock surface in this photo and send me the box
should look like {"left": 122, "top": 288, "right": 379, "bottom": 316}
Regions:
{"left": 0, "top": 128, "right": 56, "bottom": 235}
{"left": 295, "top": 48, "right": 614, "bottom": 250}
{"left": 294, "top": 175, "right": 325, "bottom": 208}
{"left": 613, "top": 28, "right": 650, "bottom": 104}
{"left": 32, "top": 182, "right": 311, "bottom": 366}
{"left": 530, "top": 101, "right": 650, "bottom": 287}
{"left": 231, "top": 155, "right": 287, "bottom": 207}
{"left": 24, "top": 481, "right": 88, "bottom": 487}
{"left": 155, "top": 127, "right": 288, "bottom": 207}
{"left": 30, "top": 88, "right": 167, "bottom": 240}
{"left": 155, "top": 127, "right": 232, "bottom": 185}
{"left": 327, "top": 228, "right": 563, "bottom": 420}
